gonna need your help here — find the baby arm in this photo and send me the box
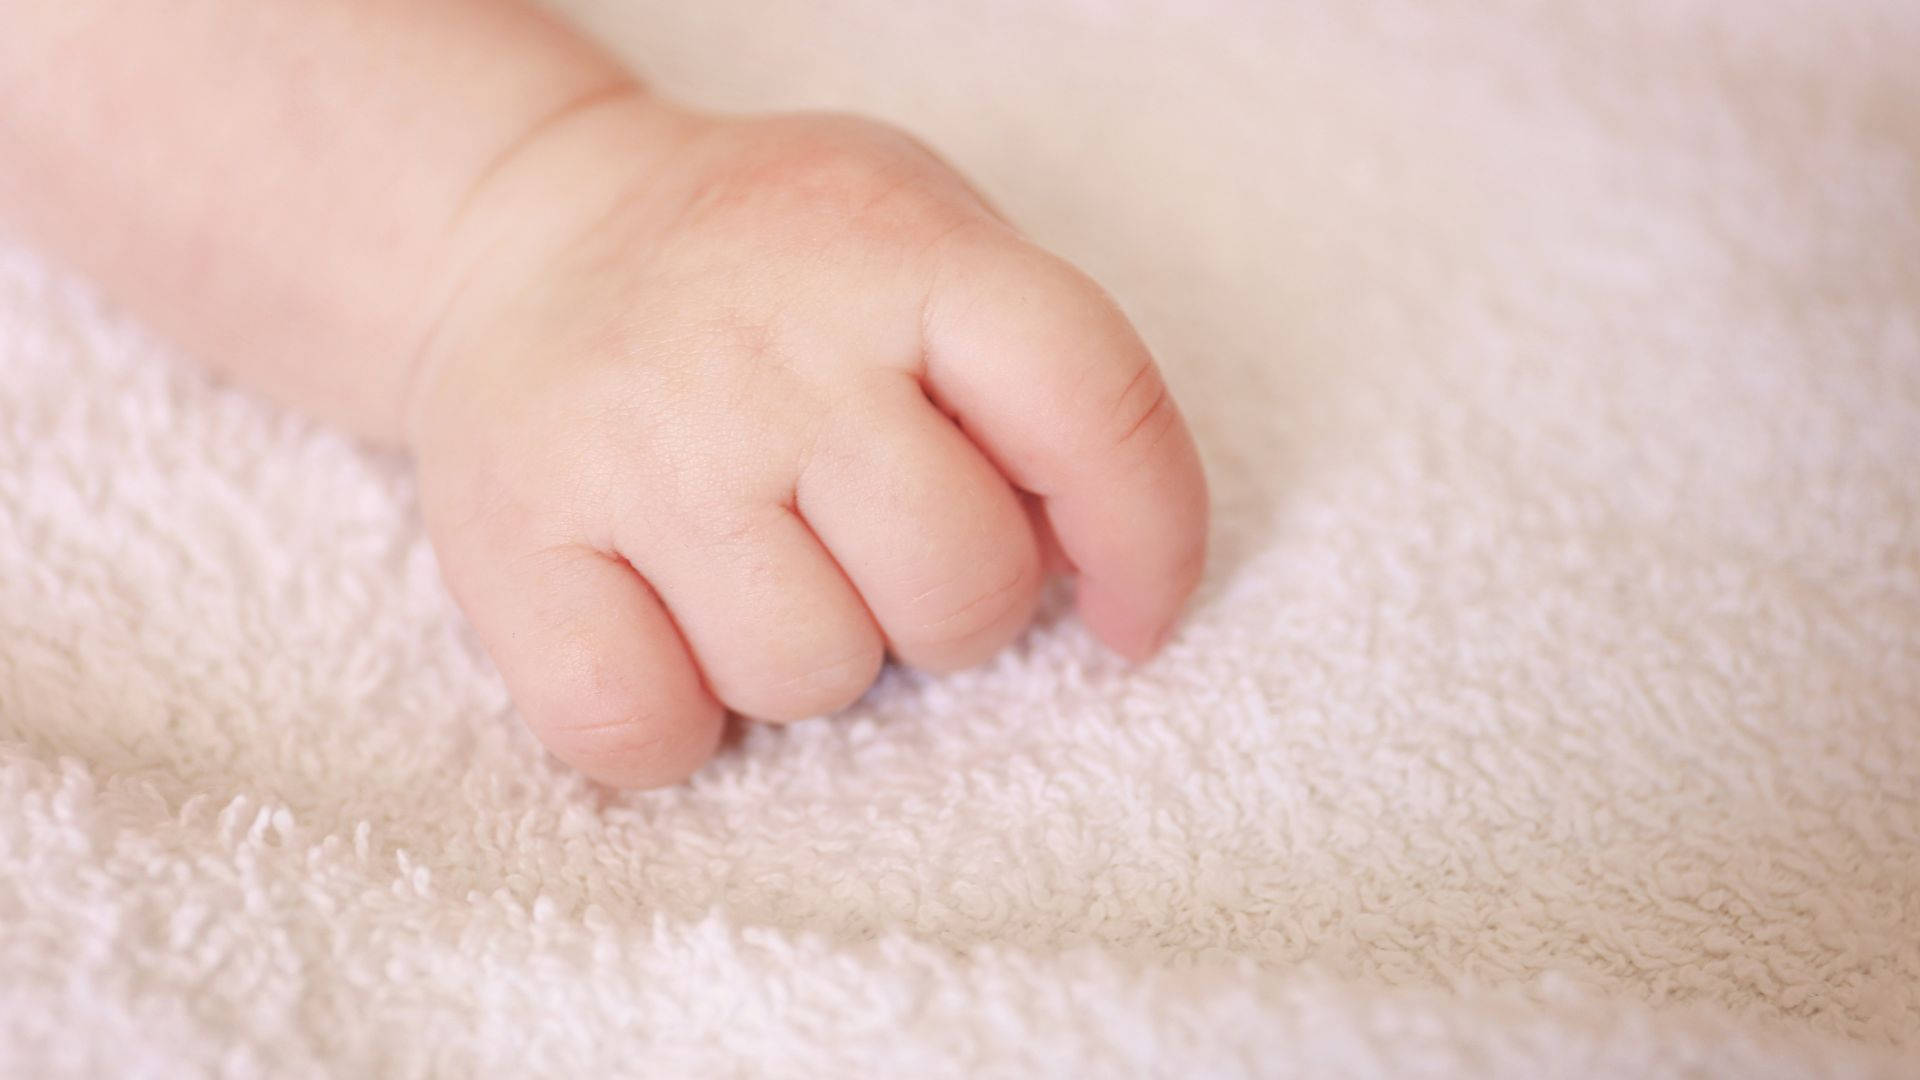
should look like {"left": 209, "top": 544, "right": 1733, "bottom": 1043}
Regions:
{"left": 0, "top": 0, "right": 1208, "bottom": 786}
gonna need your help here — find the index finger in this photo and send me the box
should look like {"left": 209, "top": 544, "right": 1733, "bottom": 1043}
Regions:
{"left": 918, "top": 235, "right": 1208, "bottom": 659}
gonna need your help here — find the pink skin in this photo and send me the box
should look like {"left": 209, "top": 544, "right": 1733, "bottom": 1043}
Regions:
{"left": 1, "top": 2, "right": 1208, "bottom": 787}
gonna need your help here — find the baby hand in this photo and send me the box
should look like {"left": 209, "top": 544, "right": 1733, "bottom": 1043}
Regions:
{"left": 406, "top": 101, "right": 1207, "bottom": 786}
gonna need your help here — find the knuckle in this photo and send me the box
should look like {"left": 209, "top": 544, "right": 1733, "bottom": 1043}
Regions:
{"left": 1103, "top": 360, "right": 1180, "bottom": 458}
{"left": 1022, "top": 259, "right": 1179, "bottom": 462}
{"left": 902, "top": 557, "right": 1041, "bottom": 666}
{"left": 669, "top": 502, "right": 799, "bottom": 580}
{"left": 726, "top": 642, "right": 885, "bottom": 722}
{"left": 520, "top": 637, "right": 719, "bottom": 783}
{"left": 530, "top": 692, "right": 721, "bottom": 788}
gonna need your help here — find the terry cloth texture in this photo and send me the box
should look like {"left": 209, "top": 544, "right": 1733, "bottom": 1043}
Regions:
{"left": 2, "top": 0, "right": 1917, "bottom": 1076}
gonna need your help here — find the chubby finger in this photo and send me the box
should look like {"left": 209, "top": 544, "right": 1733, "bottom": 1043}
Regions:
{"left": 798, "top": 374, "right": 1042, "bottom": 672}
{"left": 921, "top": 237, "right": 1208, "bottom": 659}
{"left": 429, "top": 522, "right": 725, "bottom": 788}
{"left": 623, "top": 501, "right": 886, "bottom": 723}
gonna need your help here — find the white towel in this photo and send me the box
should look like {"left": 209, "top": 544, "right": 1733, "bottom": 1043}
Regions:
{"left": 2, "top": 0, "right": 1916, "bottom": 1075}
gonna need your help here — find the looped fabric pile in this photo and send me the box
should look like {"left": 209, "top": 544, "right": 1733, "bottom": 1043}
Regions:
{"left": 2, "top": 0, "right": 1915, "bottom": 1075}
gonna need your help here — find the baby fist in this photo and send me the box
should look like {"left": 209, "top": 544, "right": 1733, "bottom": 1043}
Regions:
{"left": 407, "top": 104, "right": 1207, "bottom": 786}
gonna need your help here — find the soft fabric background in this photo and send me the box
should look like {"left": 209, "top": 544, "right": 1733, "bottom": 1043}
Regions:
{"left": 3, "top": 0, "right": 1916, "bottom": 1075}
